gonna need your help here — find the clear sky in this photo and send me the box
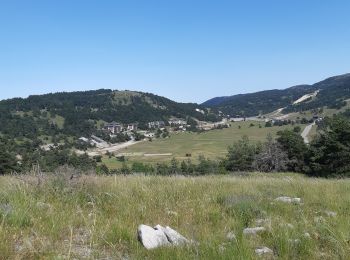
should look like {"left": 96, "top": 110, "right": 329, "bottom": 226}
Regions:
{"left": 1, "top": 0, "right": 350, "bottom": 103}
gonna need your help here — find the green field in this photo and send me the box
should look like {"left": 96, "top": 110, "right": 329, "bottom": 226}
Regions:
{"left": 104, "top": 121, "right": 307, "bottom": 167}
{"left": 0, "top": 173, "right": 348, "bottom": 259}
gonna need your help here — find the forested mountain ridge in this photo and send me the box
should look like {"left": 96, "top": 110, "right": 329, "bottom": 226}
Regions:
{"left": 0, "top": 89, "right": 219, "bottom": 139}
{"left": 203, "top": 73, "right": 350, "bottom": 116}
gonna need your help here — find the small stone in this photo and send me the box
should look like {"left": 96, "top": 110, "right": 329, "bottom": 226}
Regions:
{"left": 303, "top": 232, "right": 311, "bottom": 239}
{"left": 286, "top": 223, "right": 294, "bottom": 229}
{"left": 275, "top": 196, "right": 301, "bottom": 204}
{"left": 324, "top": 210, "right": 337, "bottom": 217}
{"left": 137, "top": 224, "right": 170, "bottom": 249}
{"left": 226, "top": 231, "right": 236, "bottom": 241}
{"left": 255, "top": 246, "right": 273, "bottom": 256}
{"left": 219, "top": 243, "right": 226, "bottom": 253}
{"left": 243, "top": 227, "right": 266, "bottom": 235}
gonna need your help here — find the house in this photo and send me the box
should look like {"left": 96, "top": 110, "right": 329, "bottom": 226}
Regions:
{"left": 148, "top": 121, "right": 165, "bottom": 129}
{"left": 104, "top": 122, "right": 123, "bottom": 134}
{"left": 127, "top": 123, "right": 138, "bottom": 131}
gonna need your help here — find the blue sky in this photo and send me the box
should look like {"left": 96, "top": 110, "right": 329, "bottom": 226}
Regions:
{"left": 1, "top": 0, "right": 350, "bottom": 103}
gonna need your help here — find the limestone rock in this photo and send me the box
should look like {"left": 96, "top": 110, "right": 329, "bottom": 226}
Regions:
{"left": 324, "top": 210, "right": 337, "bottom": 217}
{"left": 138, "top": 224, "right": 190, "bottom": 249}
{"left": 137, "top": 224, "right": 170, "bottom": 249}
{"left": 286, "top": 223, "right": 294, "bottom": 229}
{"left": 303, "top": 232, "right": 311, "bottom": 239}
{"left": 243, "top": 227, "right": 266, "bottom": 235}
{"left": 275, "top": 196, "right": 301, "bottom": 204}
{"left": 255, "top": 246, "right": 273, "bottom": 256}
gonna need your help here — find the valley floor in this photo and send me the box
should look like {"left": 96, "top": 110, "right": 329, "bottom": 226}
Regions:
{"left": 0, "top": 173, "right": 349, "bottom": 259}
{"left": 102, "top": 121, "right": 310, "bottom": 168}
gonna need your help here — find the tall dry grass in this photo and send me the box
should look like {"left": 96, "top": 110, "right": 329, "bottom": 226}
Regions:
{"left": 0, "top": 170, "right": 349, "bottom": 259}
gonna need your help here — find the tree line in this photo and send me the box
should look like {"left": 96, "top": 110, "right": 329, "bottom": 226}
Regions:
{"left": 106, "top": 114, "right": 350, "bottom": 177}
{"left": 1, "top": 113, "right": 349, "bottom": 177}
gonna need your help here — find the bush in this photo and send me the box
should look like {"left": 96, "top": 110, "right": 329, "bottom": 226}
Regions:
{"left": 293, "top": 126, "right": 301, "bottom": 133}
{"left": 265, "top": 121, "right": 272, "bottom": 127}
{"left": 131, "top": 162, "right": 154, "bottom": 174}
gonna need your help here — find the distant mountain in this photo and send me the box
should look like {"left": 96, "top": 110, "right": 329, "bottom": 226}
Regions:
{"left": 203, "top": 73, "right": 350, "bottom": 117}
{"left": 202, "top": 96, "right": 230, "bottom": 107}
{"left": 0, "top": 89, "right": 219, "bottom": 139}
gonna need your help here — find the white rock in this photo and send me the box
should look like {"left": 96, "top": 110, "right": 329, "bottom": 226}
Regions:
{"left": 243, "top": 227, "right": 266, "bottom": 235}
{"left": 275, "top": 196, "right": 301, "bottom": 204}
{"left": 304, "top": 232, "right": 311, "bottom": 239}
{"left": 154, "top": 225, "right": 189, "bottom": 246}
{"left": 324, "top": 210, "right": 337, "bottom": 217}
{"left": 226, "top": 231, "right": 236, "bottom": 241}
{"left": 255, "top": 246, "right": 273, "bottom": 256}
{"left": 137, "top": 224, "right": 170, "bottom": 249}
{"left": 218, "top": 243, "right": 226, "bottom": 253}
{"left": 286, "top": 223, "right": 294, "bottom": 229}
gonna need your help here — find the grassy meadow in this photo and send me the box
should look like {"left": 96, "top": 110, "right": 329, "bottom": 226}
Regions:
{"left": 103, "top": 122, "right": 308, "bottom": 169}
{"left": 0, "top": 171, "right": 349, "bottom": 259}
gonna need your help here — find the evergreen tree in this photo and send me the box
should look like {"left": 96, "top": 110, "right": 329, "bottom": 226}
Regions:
{"left": 276, "top": 129, "right": 307, "bottom": 172}
{"left": 0, "top": 149, "right": 18, "bottom": 174}
{"left": 224, "top": 136, "right": 259, "bottom": 171}
{"left": 308, "top": 116, "right": 350, "bottom": 177}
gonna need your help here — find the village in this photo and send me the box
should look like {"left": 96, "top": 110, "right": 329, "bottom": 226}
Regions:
{"left": 75, "top": 117, "right": 231, "bottom": 156}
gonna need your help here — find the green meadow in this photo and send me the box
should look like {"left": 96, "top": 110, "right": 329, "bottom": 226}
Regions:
{"left": 103, "top": 121, "right": 308, "bottom": 168}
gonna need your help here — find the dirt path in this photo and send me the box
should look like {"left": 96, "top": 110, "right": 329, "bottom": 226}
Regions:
{"left": 99, "top": 140, "right": 143, "bottom": 154}
{"left": 301, "top": 122, "right": 315, "bottom": 144}
{"left": 144, "top": 153, "right": 173, "bottom": 157}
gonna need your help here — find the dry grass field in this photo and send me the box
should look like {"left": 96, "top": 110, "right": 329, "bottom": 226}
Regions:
{"left": 0, "top": 171, "right": 349, "bottom": 259}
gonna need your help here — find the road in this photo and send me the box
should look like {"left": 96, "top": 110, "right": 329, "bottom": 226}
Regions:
{"left": 301, "top": 122, "right": 315, "bottom": 144}
{"left": 75, "top": 140, "right": 143, "bottom": 156}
